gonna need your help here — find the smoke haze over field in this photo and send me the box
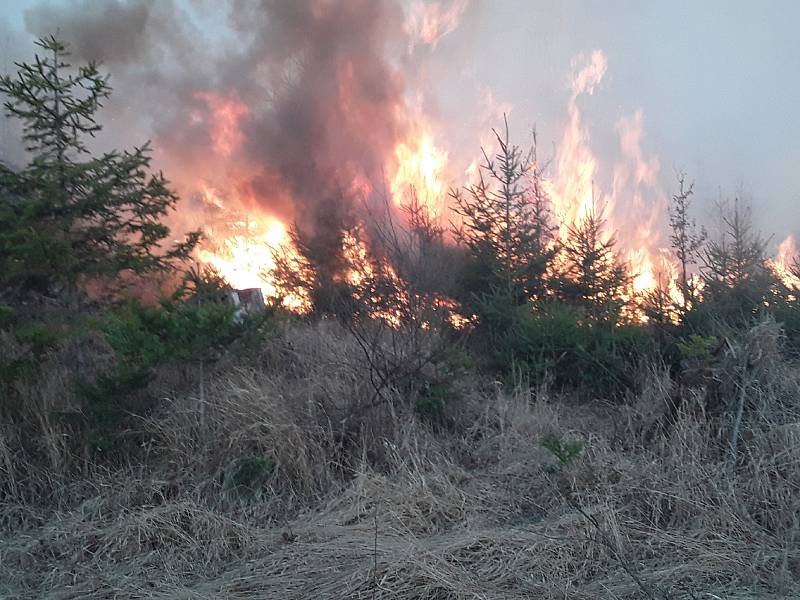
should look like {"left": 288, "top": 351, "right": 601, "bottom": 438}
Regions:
{"left": 1, "top": 0, "right": 799, "bottom": 247}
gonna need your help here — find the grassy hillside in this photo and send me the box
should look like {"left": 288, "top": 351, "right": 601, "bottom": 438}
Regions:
{"left": 2, "top": 318, "right": 798, "bottom": 599}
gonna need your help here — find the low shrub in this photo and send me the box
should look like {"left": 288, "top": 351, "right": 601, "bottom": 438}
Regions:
{"left": 228, "top": 455, "right": 275, "bottom": 495}
{"left": 74, "top": 298, "right": 274, "bottom": 456}
{"left": 474, "top": 296, "right": 657, "bottom": 398}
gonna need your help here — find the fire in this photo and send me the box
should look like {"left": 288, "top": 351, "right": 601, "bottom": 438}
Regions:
{"left": 772, "top": 235, "right": 800, "bottom": 289}
{"left": 193, "top": 124, "right": 450, "bottom": 315}
{"left": 341, "top": 229, "right": 375, "bottom": 288}
{"left": 541, "top": 49, "right": 677, "bottom": 319}
{"left": 339, "top": 228, "right": 470, "bottom": 329}
{"left": 545, "top": 50, "right": 607, "bottom": 237}
{"left": 194, "top": 188, "right": 308, "bottom": 311}
{"left": 197, "top": 219, "right": 286, "bottom": 292}
{"left": 391, "top": 129, "right": 448, "bottom": 216}
{"left": 190, "top": 47, "right": 702, "bottom": 326}
{"left": 193, "top": 92, "right": 248, "bottom": 157}
{"left": 404, "top": 0, "right": 469, "bottom": 51}
{"left": 629, "top": 249, "right": 656, "bottom": 295}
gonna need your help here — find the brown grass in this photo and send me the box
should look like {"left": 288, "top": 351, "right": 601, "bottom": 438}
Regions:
{"left": 1, "top": 319, "right": 799, "bottom": 599}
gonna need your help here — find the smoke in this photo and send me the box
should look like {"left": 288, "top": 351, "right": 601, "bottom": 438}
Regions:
{"left": 11, "top": 0, "right": 799, "bottom": 295}
{"left": 25, "top": 0, "right": 152, "bottom": 66}
{"left": 23, "top": 0, "right": 421, "bottom": 241}
{"left": 230, "top": 0, "right": 408, "bottom": 232}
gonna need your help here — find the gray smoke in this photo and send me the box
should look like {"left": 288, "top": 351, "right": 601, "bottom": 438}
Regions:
{"left": 25, "top": 0, "right": 152, "bottom": 66}
{"left": 23, "top": 0, "right": 411, "bottom": 237}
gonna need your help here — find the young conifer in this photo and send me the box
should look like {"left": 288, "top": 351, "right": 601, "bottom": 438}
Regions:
{"left": 0, "top": 36, "right": 198, "bottom": 302}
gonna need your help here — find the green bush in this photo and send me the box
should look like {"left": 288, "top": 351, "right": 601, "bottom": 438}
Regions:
{"left": 676, "top": 334, "right": 719, "bottom": 365}
{"left": 415, "top": 380, "right": 451, "bottom": 422}
{"left": 0, "top": 304, "right": 15, "bottom": 329}
{"left": 473, "top": 295, "right": 656, "bottom": 398}
{"left": 75, "top": 298, "right": 273, "bottom": 455}
{"left": 229, "top": 455, "right": 275, "bottom": 494}
{"left": 1, "top": 318, "right": 67, "bottom": 416}
{"left": 773, "top": 299, "right": 800, "bottom": 356}
{"left": 541, "top": 435, "right": 583, "bottom": 468}
{"left": 414, "top": 346, "right": 474, "bottom": 425}
{"left": 14, "top": 322, "right": 62, "bottom": 355}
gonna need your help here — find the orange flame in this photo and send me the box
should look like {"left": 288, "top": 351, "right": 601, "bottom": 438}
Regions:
{"left": 545, "top": 50, "right": 607, "bottom": 236}
{"left": 194, "top": 92, "right": 249, "bottom": 157}
{"left": 194, "top": 187, "right": 307, "bottom": 311}
{"left": 391, "top": 129, "right": 448, "bottom": 216}
{"left": 772, "top": 235, "right": 800, "bottom": 289}
{"left": 543, "top": 49, "right": 676, "bottom": 317}
{"left": 191, "top": 48, "right": 691, "bottom": 325}
{"left": 404, "top": 0, "right": 469, "bottom": 51}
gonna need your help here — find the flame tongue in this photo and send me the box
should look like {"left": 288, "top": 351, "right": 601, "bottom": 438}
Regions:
{"left": 391, "top": 129, "right": 448, "bottom": 217}
{"left": 772, "top": 235, "right": 800, "bottom": 289}
{"left": 192, "top": 47, "right": 797, "bottom": 325}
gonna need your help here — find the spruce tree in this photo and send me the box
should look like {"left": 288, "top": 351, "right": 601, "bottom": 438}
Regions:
{"left": 451, "top": 118, "right": 557, "bottom": 307}
{"left": 558, "top": 204, "right": 630, "bottom": 323}
{"left": 700, "top": 199, "right": 777, "bottom": 324}
{"left": 0, "top": 36, "right": 198, "bottom": 302}
{"left": 668, "top": 171, "right": 706, "bottom": 310}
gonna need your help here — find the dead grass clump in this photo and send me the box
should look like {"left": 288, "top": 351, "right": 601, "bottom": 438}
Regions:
{"left": 2, "top": 496, "right": 259, "bottom": 597}
{"left": 144, "top": 320, "right": 417, "bottom": 515}
{"left": 562, "top": 340, "right": 800, "bottom": 596}
{"left": 325, "top": 448, "right": 477, "bottom": 536}
{"left": 463, "top": 382, "right": 561, "bottom": 461}
{"left": 3, "top": 319, "right": 800, "bottom": 598}
{"left": 1, "top": 328, "right": 115, "bottom": 506}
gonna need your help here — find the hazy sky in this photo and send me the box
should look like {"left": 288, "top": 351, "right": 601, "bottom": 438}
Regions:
{"left": 1, "top": 0, "right": 798, "bottom": 245}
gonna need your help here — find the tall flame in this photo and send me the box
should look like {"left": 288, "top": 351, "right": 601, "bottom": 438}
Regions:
{"left": 192, "top": 48, "right": 697, "bottom": 323}
{"left": 391, "top": 129, "right": 448, "bottom": 216}
{"left": 545, "top": 50, "right": 607, "bottom": 237}
{"left": 542, "top": 49, "right": 675, "bottom": 315}
{"left": 772, "top": 235, "right": 800, "bottom": 289}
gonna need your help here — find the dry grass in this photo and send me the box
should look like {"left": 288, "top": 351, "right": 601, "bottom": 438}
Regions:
{"left": 2, "top": 320, "right": 799, "bottom": 599}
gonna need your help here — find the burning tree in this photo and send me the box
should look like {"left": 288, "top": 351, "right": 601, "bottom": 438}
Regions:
{"left": 272, "top": 193, "right": 362, "bottom": 319}
{"left": 366, "top": 191, "right": 463, "bottom": 325}
{"left": 0, "top": 36, "right": 198, "bottom": 303}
